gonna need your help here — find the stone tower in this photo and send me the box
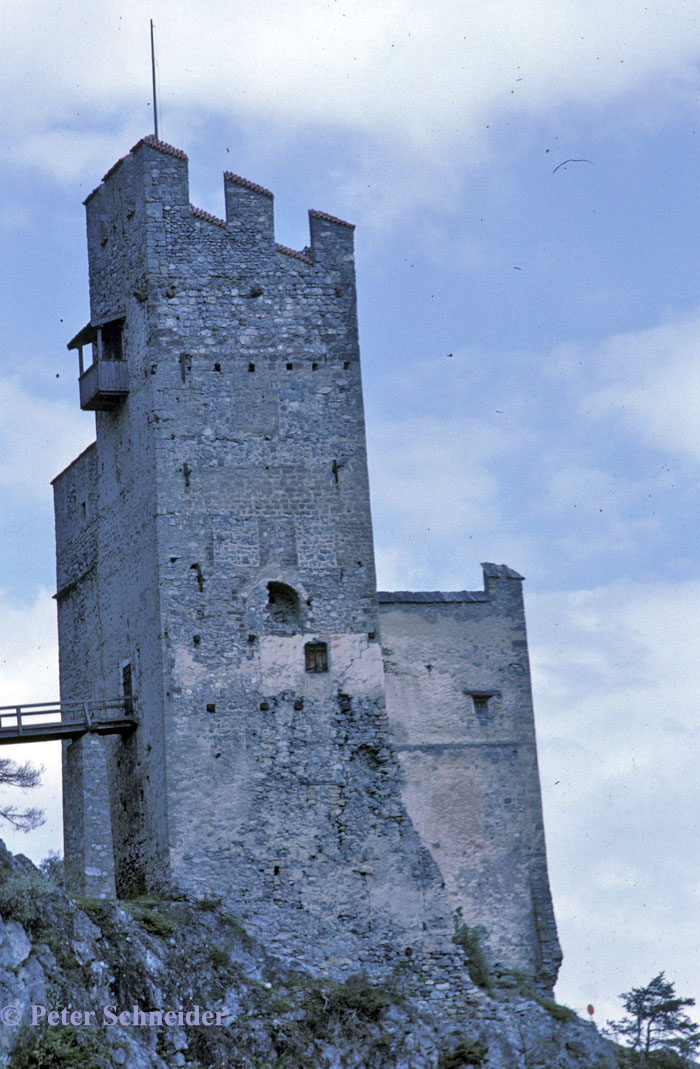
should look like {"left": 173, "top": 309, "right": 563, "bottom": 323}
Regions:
{"left": 54, "top": 135, "right": 560, "bottom": 988}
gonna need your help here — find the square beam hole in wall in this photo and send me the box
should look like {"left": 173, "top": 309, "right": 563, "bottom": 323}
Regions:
{"left": 467, "top": 691, "right": 497, "bottom": 714}
{"left": 305, "top": 641, "right": 328, "bottom": 673}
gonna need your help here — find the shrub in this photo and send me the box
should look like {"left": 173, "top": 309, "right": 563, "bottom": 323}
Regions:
{"left": 0, "top": 870, "right": 57, "bottom": 937}
{"left": 208, "top": 945, "right": 229, "bottom": 968}
{"left": 304, "top": 971, "right": 396, "bottom": 1031}
{"left": 38, "top": 853, "right": 65, "bottom": 888}
{"left": 452, "top": 909, "right": 492, "bottom": 990}
{"left": 616, "top": 1049, "right": 697, "bottom": 1069}
{"left": 10, "top": 1025, "right": 110, "bottom": 1069}
{"left": 134, "top": 907, "right": 175, "bottom": 937}
{"left": 438, "top": 1037, "right": 489, "bottom": 1068}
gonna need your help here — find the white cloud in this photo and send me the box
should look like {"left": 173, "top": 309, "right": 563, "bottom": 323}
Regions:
{"left": 369, "top": 414, "right": 506, "bottom": 539}
{"left": 528, "top": 578, "right": 700, "bottom": 1023}
{"left": 366, "top": 355, "right": 542, "bottom": 589}
{"left": 2, "top": 0, "right": 699, "bottom": 188}
{"left": 0, "top": 587, "right": 58, "bottom": 707}
{"left": 11, "top": 125, "right": 148, "bottom": 186}
{"left": 0, "top": 588, "right": 62, "bottom": 864}
{"left": 365, "top": 318, "right": 700, "bottom": 592}
{"left": 0, "top": 376, "right": 93, "bottom": 503}
{"left": 587, "top": 314, "right": 700, "bottom": 462}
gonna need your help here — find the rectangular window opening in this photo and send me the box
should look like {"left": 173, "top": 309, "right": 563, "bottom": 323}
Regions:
{"left": 305, "top": 642, "right": 328, "bottom": 673}
{"left": 101, "top": 319, "right": 124, "bottom": 361}
{"left": 121, "top": 661, "right": 134, "bottom": 716}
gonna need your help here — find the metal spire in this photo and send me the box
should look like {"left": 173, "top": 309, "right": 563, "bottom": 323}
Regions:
{"left": 150, "top": 19, "right": 159, "bottom": 141}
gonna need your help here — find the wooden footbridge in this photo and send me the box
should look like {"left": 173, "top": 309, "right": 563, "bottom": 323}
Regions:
{"left": 0, "top": 699, "right": 137, "bottom": 745}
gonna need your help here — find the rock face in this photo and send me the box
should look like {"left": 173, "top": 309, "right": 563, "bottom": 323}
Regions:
{"left": 0, "top": 845, "right": 619, "bottom": 1069}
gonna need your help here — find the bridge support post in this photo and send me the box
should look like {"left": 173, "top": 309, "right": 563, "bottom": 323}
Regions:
{"left": 63, "top": 733, "right": 116, "bottom": 898}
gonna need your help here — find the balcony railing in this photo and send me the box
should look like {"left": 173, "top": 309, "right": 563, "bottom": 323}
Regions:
{"left": 78, "top": 360, "right": 129, "bottom": 412}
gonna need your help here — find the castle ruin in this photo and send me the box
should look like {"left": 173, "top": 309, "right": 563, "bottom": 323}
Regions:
{"left": 53, "top": 136, "right": 561, "bottom": 990}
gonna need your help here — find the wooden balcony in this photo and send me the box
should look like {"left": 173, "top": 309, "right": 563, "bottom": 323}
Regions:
{"left": 78, "top": 359, "right": 129, "bottom": 411}
{"left": 0, "top": 699, "right": 138, "bottom": 745}
{"left": 68, "top": 317, "right": 128, "bottom": 412}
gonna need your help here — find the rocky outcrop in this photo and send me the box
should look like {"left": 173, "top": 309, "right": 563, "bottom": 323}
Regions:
{"left": 0, "top": 843, "right": 619, "bottom": 1068}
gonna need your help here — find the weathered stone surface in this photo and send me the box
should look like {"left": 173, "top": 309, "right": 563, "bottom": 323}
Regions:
{"left": 0, "top": 846, "right": 618, "bottom": 1069}
{"left": 380, "top": 567, "right": 561, "bottom": 988}
{"left": 53, "top": 136, "right": 559, "bottom": 996}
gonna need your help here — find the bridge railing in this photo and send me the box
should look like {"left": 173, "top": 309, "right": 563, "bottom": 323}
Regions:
{"left": 0, "top": 698, "right": 137, "bottom": 742}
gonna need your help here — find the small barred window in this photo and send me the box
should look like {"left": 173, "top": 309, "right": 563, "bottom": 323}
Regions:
{"left": 305, "top": 642, "right": 328, "bottom": 673}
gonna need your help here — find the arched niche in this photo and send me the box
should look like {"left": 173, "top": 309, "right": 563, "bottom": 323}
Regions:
{"left": 265, "top": 581, "right": 301, "bottom": 634}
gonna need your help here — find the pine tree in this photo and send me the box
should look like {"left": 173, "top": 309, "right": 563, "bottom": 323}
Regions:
{"left": 0, "top": 757, "right": 44, "bottom": 831}
{"left": 606, "top": 973, "right": 700, "bottom": 1064}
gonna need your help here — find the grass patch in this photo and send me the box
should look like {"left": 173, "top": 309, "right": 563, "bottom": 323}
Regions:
{"left": 121, "top": 900, "right": 175, "bottom": 937}
{"left": 538, "top": 996, "right": 577, "bottom": 1023}
{"left": 196, "top": 895, "right": 223, "bottom": 912}
{"left": 208, "top": 946, "right": 229, "bottom": 968}
{"left": 438, "top": 1036, "right": 489, "bottom": 1068}
{"left": 304, "top": 971, "right": 395, "bottom": 1028}
{"left": 133, "top": 908, "right": 175, "bottom": 937}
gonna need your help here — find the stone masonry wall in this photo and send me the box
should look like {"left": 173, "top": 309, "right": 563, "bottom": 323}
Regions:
{"left": 378, "top": 564, "right": 562, "bottom": 989}
{"left": 53, "top": 446, "right": 116, "bottom": 896}
{"left": 55, "top": 137, "right": 468, "bottom": 986}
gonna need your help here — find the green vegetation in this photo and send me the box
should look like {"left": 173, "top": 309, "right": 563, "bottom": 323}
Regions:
{"left": 77, "top": 896, "right": 117, "bottom": 930}
{"left": 0, "top": 869, "right": 58, "bottom": 938}
{"left": 538, "top": 996, "right": 578, "bottom": 1024}
{"left": 208, "top": 945, "right": 230, "bottom": 968}
{"left": 196, "top": 970, "right": 411, "bottom": 1068}
{"left": 9, "top": 1025, "right": 111, "bottom": 1069}
{"left": 196, "top": 894, "right": 223, "bottom": 912}
{"left": 615, "top": 1048, "right": 697, "bottom": 1068}
{"left": 303, "top": 970, "right": 396, "bottom": 1027}
{"left": 38, "top": 852, "right": 65, "bottom": 888}
{"left": 438, "top": 1035, "right": 489, "bottom": 1067}
{"left": 606, "top": 973, "right": 700, "bottom": 1066}
{"left": 134, "top": 908, "right": 175, "bottom": 937}
{"left": 452, "top": 908, "right": 492, "bottom": 989}
{"left": 121, "top": 900, "right": 175, "bottom": 936}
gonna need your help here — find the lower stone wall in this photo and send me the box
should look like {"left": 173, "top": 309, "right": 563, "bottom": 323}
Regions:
{"left": 378, "top": 567, "right": 562, "bottom": 988}
{"left": 62, "top": 734, "right": 116, "bottom": 898}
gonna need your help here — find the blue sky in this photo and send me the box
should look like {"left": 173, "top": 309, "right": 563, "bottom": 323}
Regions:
{"left": 1, "top": 0, "right": 699, "bottom": 1029}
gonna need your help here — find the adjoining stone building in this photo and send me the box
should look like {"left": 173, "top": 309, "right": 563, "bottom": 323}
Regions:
{"left": 53, "top": 136, "right": 561, "bottom": 989}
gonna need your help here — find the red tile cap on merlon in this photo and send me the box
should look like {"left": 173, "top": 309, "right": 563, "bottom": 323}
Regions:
{"left": 139, "top": 135, "right": 189, "bottom": 161}
{"left": 84, "top": 136, "right": 189, "bottom": 204}
{"left": 224, "top": 172, "right": 274, "bottom": 198}
{"left": 309, "top": 209, "right": 355, "bottom": 230}
{"left": 190, "top": 205, "right": 227, "bottom": 228}
{"left": 276, "top": 243, "right": 314, "bottom": 264}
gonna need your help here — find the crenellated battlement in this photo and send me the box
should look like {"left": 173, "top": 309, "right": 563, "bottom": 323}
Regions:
{"left": 84, "top": 135, "right": 354, "bottom": 272}
{"left": 223, "top": 171, "right": 273, "bottom": 198}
